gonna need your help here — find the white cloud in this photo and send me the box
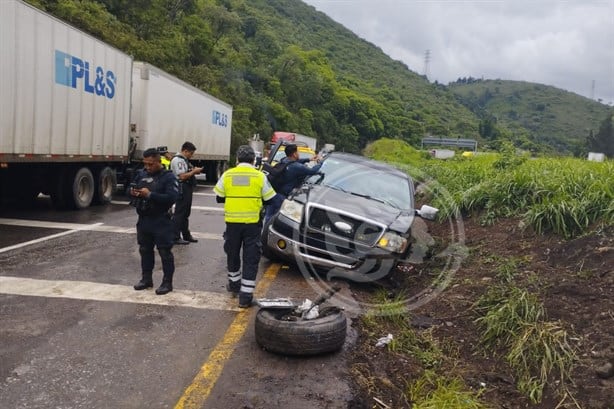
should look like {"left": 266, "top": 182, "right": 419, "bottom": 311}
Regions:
{"left": 304, "top": 0, "right": 614, "bottom": 104}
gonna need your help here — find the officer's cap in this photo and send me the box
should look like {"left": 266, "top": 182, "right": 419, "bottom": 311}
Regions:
{"left": 157, "top": 146, "right": 168, "bottom": 153}
{"left": 236, "top": 145, "right": 255, "bottom": 163}
{"left": 143, "top": 148, "right": 160, "bottom": 158}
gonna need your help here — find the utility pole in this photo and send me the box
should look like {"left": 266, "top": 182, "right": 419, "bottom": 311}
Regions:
{"left": 423, "top": 49, "right": 431, "bottom": 79}
{"left": 590, "top": 80, "right": 595, "bottom": 100}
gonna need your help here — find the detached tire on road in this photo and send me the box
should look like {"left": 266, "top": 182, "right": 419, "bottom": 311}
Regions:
{"left": 255, "top": 307, "right": 347, "bottom": 356}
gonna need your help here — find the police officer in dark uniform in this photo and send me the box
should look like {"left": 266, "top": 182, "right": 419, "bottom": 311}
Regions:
{"left": 129, "top": 148, "right": 180, "bottom": 295}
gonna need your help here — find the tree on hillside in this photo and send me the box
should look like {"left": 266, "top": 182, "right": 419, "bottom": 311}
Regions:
{"left": 587, "top": 112, "right": 614, "bottom": 157}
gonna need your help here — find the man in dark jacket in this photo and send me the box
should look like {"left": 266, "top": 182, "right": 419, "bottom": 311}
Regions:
{"left": 129, "top": 148, "right": 180, "bottom": 295}
{"left": 264, "top": 144, "right": 322, "bottom": 222}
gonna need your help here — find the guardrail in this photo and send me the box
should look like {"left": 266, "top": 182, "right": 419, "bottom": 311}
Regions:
{"left": 421, "top": 137, "right": 477, "bottom": 151}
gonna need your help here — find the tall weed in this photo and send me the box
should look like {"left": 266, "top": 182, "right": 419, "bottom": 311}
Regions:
{"left": 407, "top": 370, "right": 487, "bottom": 409}
{"left": 366, "top": 139, "right": 613, "bottom": 238}
{"left": 473, "top": 285, "right": 576, "bottom": 403}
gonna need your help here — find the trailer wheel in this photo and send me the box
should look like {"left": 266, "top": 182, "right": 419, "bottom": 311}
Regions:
{"left": 255, "top": 307, "right": 347, "bottom": 356}
{"left": 94, "top": 166, "right": 116, "bottom": 204}
{"left": 205, "top": 161, "right": 222, "bottom": 184}
{"left": 68, "top": 167, "right": 95, "bottom": 209}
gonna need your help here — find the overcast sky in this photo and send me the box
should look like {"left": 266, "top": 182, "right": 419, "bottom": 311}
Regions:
{"left": 303, "top": 0, "right": 614, "bottom": 105}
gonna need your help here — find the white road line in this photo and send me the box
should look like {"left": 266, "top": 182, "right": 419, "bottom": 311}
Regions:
{"left": 0, "top": 218, "right": 223, "bottom": 241}
{"left": 0, "top": 276, "right": 240, "bottom": 311}
{"left": 0, "top": 229, "right": 82, "bottom": 254}
{"left": 0, "top": 218, "right": 106, "bottom": 231}
{"left": 193, "top": 192, "right": 216, "bottom": 197}
{"left": 191, "top": 205, "right": 224, "bottom": 212}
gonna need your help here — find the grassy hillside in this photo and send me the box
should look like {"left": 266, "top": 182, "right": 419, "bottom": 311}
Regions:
{"left": 25, "top": 0, "right": 608, "bottom": 156}
{"left": 254, "top": 0, "right": 480, "bottom": 138}
{"left": 449, "top": 79, "right": 612, "bottom": 155}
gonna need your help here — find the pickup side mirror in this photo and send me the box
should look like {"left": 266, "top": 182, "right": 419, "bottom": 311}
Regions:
{"left": 415, "top": 204, "right": 439, "bottom": 221}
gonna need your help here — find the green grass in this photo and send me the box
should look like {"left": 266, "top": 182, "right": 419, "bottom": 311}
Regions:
{"left": 474, "top": 286, "right": 545, "bottom": 348}
{"left": 473, "top": 285, "right": 576, "bottom": 403}
{"left": 362, "top": 289, "right": 446, "bottom": 369}
{"left": 366, "top": 138, "right": 614, "bottom": 238}
{"left": 507, "top": 321, "right": 576, "bottom": 403}
{"left": 493, "top": 256, "right": 524, "bottom": 283}
{"left": 389, "top": 327, "right": 445, "bottom": 369}
{"left": 407, "top": 370, "right": 487, "bottom": 409}
{"left": 362, "top": 288, "right": 410, "bottom": 329}
{"left": 359, "top": 291, "right": 479, "bottom": 408}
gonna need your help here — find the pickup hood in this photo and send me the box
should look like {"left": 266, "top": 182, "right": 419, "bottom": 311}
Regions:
{"left": 292, "top": 185, "right": 415, "bottom": 232}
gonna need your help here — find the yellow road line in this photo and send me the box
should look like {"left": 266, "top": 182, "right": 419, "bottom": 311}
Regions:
{"left": 174, "top": 263, "right": 281, "bottom": 409}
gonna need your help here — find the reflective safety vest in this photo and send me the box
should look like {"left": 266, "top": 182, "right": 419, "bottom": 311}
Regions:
{"left": 161, "top": 156, "right": 171, "bottom": 170}
{"left": 215, "top": 166, "right": 274, "bottom": 223}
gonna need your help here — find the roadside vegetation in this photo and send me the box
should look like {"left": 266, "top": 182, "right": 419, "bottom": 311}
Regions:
{"left": 359, "top": 290, "right": 487, "bottom": 407}
{"left": 474, "top": 285, "right": 576, "bottom": 403}
{"left": 351, "top": 138, "right": 612, "bottom": 407}
{"left": 365, "top": 138, "right": 614, "bottom": 238}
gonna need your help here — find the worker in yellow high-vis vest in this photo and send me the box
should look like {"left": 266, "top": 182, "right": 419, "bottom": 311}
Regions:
{"left": 157, "top": 146, "right": 173, "bottom": 170}
{"left": 214, "top": 145, "right": 276, "bottom": 308}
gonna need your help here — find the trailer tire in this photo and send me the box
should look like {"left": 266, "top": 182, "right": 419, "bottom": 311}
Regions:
{"left": 255, "top": 307, "right": 347, "bottom": 356}
{"left": 94, "top": 166, "right": 116, "bottom": 204}
{"left": 205, "top": 161, "right": 222, "bottom": 184}
{"left": 69, "top": 167, "right": 95, "bottom": 209}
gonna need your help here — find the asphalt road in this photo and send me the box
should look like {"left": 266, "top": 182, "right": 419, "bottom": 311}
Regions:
{"left": 0, "top": 185, "right": 358, "bottom": 409}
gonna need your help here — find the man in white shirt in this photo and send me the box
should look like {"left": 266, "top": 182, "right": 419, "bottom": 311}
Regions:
{"left": 170, "top": 141, "right": 203, "bottom": 245}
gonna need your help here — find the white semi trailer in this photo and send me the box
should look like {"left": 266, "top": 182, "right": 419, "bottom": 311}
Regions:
{"left": 0, "top": 0, "right": 232, "bottom": 209}
{"left": 130, "top": 62, "right": 232, "bottom": 183}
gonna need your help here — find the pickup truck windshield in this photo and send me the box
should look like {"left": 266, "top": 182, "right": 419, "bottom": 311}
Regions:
{"left": 307, "top": 156, "right": 412, "bottom": 210}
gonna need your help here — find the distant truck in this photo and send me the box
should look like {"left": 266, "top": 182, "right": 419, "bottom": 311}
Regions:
{"left": 587, "top": 152, "right": 605, "bottom": 162}
{"left": 0, "top": 0, "right": 232, "bottom": 209}
{"left": 429, "top": 149, "right": 455, "bottom": 159}
{"left": 270, "top": 131, "right": 317, "bottom": 151}
{"left": 266, "top": 132, "right": 317, "bottom": 164}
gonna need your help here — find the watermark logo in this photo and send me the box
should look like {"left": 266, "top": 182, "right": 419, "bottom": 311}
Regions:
{"left": 54, "top": 50, "right": 116, "bottom": 99}
{"left": 277, "top": 160, "right": 466, "bottom": 315}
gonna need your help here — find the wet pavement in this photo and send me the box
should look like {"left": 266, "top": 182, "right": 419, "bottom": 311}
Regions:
{"left": 0, "top": 185, "right": 357, "bottom": 408}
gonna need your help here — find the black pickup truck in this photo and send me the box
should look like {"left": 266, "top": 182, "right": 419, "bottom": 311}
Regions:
{"left": 261, "top": 151, "right": 438, "bottom": 282}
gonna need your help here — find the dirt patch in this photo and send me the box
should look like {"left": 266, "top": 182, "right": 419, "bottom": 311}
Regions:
{"left": 348, "top": 218, "right": 614, "bottom": 408}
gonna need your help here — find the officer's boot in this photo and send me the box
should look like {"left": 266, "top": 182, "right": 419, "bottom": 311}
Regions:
{"left": 134, "top": 272, "right": 153, "bottom": 291}
{"left": 155, "top": 277, "right": 173, "bottom": 295}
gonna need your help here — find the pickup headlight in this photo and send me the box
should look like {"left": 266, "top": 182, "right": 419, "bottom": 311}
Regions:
{"left": 279, "top": 200, "right": 303, "bottom": 224}
{"left": 377, "top": 232, "right": 408, "bottom": 253}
